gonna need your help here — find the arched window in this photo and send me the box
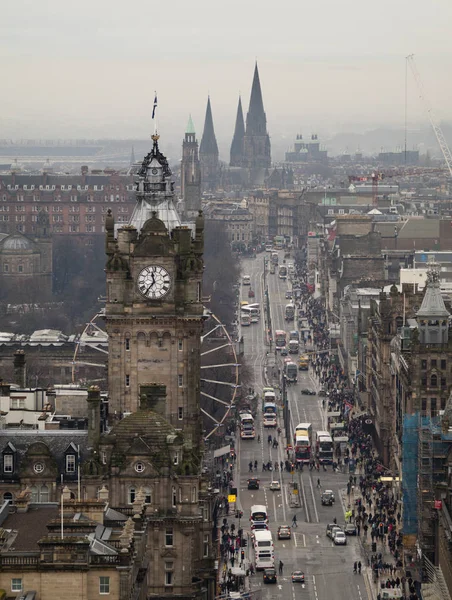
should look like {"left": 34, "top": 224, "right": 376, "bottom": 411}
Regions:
{"left": 30, "top": 486, "right": 39, "bottom": 503}
{"left": 3, "top": 492, "right": 13, "bottom": 503}
{"left": 129, "top": 487, "right": 136, "bottom": 504}
{"left": 431, "top": 375, "right": 438, "bottom": 387}
{"left": 143, "top": 487, "right": 151, "bottom": 504}
{"left": 40, "top": 485, "right": 49, "bottom": 502}
{"left": 395, "top": 316, "right": 403, "bottom": 331}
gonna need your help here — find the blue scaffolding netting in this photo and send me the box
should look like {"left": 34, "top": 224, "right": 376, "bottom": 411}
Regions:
{"left": 402, "top": 414, "right": 418, "bottom": 535}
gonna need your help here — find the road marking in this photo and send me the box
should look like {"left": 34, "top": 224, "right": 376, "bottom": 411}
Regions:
{"left": 316, "top": 535, "right": 319, "bottom": 544}
{"left": 282, "top": 543, "right": 285, "bottom": 548}
{"left": 294, "top": 533, "right": 298, "bottom": 548}
{"left": 313, "top": 574, "right": 318, "bottom": 599}
{"left": 357, "top": 584, "right": 363, "bottom": 600}
{"left": 303, "top": 533, "right": 306, "bottom": 547}
{"left": 308, "top": 474, "right": 320, "bottom": 523}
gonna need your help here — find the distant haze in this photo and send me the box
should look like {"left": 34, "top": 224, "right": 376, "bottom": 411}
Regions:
{"left": 1, "top": 0, "right": 452, "bottom": 160}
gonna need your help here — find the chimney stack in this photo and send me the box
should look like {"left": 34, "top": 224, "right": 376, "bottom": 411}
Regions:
{"left": 87, "top": 386, "right": 101, "bottom": 450}
{"left": 13, "top": 350, "right": 26, "bottom": 388}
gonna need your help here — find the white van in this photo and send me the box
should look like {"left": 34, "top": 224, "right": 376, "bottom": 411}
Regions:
{"left": 250, "top": 504, "right": 268, "bottom": 526}
{"left": 253, "top": 530, "right": 274, "bottom": 553}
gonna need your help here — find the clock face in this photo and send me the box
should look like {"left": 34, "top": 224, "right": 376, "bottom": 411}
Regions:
{"left": 137, "top": 265, "right": 172, "bottom": 300}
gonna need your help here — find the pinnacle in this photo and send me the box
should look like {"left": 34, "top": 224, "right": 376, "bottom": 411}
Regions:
{"left": 200, "top": 97, "right": 219, "bottom": 156}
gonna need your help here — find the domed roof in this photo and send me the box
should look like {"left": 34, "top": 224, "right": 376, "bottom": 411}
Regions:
{"left": 2, "top": 234, "right": 34, "bottom": 251}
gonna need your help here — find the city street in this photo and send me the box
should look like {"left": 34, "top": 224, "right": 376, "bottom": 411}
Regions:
{"left": 236, "top": 254, "right": 372, "bottom": 600}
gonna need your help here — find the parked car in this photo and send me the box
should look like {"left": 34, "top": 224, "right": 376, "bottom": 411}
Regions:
{"left": 277, "top": 525, "right": 291, "bottom": 540}
{"left": 269, "top": 481, "right": 281, "bottom": 491}
{"left": 326, "top": 524, "right": 342, "bottom": 539}
{"left": 333, "top": 531, "right": 347, "bottom": 545}
{"left": 291, "top": 571, "right": 305, "bottom": 583}
{"left": 248, "top": 478, "right": 260, "bottom": 490}
{"left": 344, "top": 523, "right": 357, "bottom": 536}
{"left": 301, "top": 388, "right": 316, "bottom": 396}
{"left": 263, "top": 568, "right": 277, "bottom": 584}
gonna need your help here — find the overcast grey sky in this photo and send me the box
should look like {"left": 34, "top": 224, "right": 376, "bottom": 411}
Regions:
{"left": 1, "top": 0, "right": 451, "bottom": 153}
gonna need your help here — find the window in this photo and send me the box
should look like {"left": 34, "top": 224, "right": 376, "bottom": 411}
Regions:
{"left": 34, "top": 462, "right": 45, "bottom": 474}
{"left": 421, "top": 378, "right": 427, "bottom": 387}
{"left": 129, "top": 487, "right": 136, "bottom": 504}
{"left": 421, "top": 398, "right": 427, "bottom": 413}
{"left": 431, "top": 398, "right": 437, "bottom": 417}
{"left": 172, "top": 487, "right": 177, "bottom": 507}
{"left": 421, "top": 360, "right": 427, "bottom": 370}
{"left": 431, "top": 375, "right": 438, "bottom": 387}
{"left": 431, "top": 359, "right": 437, "bottom": 368}
{"left": 99, "top": 576, "right": 110, "bottom": 595}
{"left": 125, "top": 338, "right": 130, "bottom": 351}
{"left": 203, "top": 534, "right": 209, "bottom": 557}
{"left": 134, "top": 462, "right": 145, "bottom": 473}
{"left": 165, "top": 528, "right": 174, "bottom": 547}
{"left": 441, "top": 397, "right": 447, "bottom": 411}
{"left": 173, "top": 452, "right": 179, "bottom": 466}
{"left": 3, "top": 455, "right": 13, "bottom": 473}
{"left": 3, "top": 492, "right": 13, "bottom": 503}
{"left": 18, "top": 265, "right": 23, "bottom": 273}
{"left": 191, "top": 486, "right": 197, "bottom": 503}
{"left": 178, "top": 374, "right": 183, "bottom": 387}
{"left": 441, "top": 360, "right": 447, "bottom": 370}
{"left": 178, "top": 339, "right": 183, "bottom": 351}
{"left": 3, "top": 264, "right": 8, "bottom": 273}
{"left": 66, "top": 454, "right": 76, "bottom": 473}
{"left": 441, "top": 378, "right": 447, "bottom": 388}
{"left": 11, "top": 578, "right": 22, "bottom": 593}
{"left": 178, "top": 407, "right": 183, "bottom": 420}
{"left": 143, "top": 487, "right": 151, "bottom": 504}
{"left": 101, "top": 451, "right": 107, "bottom": 465}
{"left": 164, "top": 562, "right": 174, "bottom": 586}
{"left": 125, "top": 374, "right": 130, "bottom": 387}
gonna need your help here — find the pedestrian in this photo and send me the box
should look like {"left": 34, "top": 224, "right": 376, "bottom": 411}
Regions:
{"left": 358, "top": 561, "right": 362, "bottom": 574}
{"left": 317, "top": 478, "right": 321, "bottom": 489}
{"left": 353, "top": 561, "right": 357, "bottom": 574}
{"left": 279, "top": 560, "right": 284, "bottom": 575}
{"left": 292, "top": 514, "right": 298, "bottom": 528}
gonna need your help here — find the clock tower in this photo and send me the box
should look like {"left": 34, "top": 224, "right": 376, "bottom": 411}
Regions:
{"left": 104, "top": 135, "right": 205, "bottom": 448}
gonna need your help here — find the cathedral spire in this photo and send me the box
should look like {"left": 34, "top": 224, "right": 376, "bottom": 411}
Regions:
{"left": 199, "top": 97, "right": 219, "bottom": 191}
{"left": 246, "top": 62, "right": 266, "bottom": 136}
{"left": 186, "top": 114, "right": 195, "bottom": 135}
{"left": 130, "top": 146, "right": 136, "bottom": 166}
{"left": 200, "top": 97, "right": 219, "bottom": 156}
{"left": 230, "top": 96, "right": 245, "bottom": 167}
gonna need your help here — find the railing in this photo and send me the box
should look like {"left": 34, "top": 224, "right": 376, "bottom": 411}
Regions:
{"left": 90, "top": 554, "right": 123, "bottom": 565}
{"left": 0, "top": 554, "right": 39, "bottom": 567}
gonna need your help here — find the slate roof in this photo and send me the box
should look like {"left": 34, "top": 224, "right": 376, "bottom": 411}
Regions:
{"left": 3, "top": 504, "right": 59, "bottom": 551}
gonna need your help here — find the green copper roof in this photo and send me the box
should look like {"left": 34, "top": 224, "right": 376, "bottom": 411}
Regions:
{"left": 186, "top": 114, "right": 196, "bottom": 134}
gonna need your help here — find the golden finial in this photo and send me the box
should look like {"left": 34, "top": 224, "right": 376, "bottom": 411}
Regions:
{"left": 151, "top": 134, "right": 160, "bottom": 142}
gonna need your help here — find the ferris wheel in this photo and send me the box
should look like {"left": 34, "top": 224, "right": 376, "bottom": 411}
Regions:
{"left": 200, "top": 312, "right": 240, "bottom": 440}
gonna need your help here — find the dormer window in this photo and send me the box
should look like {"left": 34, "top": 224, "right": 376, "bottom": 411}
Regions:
{"left": 66, "top": 454, "right": 76, "bottom": 473}
{"left": 3, "top": 455, "right": 13, "bottom": 473}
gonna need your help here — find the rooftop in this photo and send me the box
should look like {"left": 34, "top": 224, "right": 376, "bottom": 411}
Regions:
{"left": 2, "top": 504, "right": 59, "bottom": 551}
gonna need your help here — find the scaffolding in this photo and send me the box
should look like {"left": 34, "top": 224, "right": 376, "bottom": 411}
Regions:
{"left": 402, "top": 414, "right": 418, "bottom": 536}
{"left": 418, "top": 415, "right": 435, "bottom": 557}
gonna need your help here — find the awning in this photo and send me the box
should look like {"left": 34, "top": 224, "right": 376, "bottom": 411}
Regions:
{"left": 214, "top": 445, "right": 231, "bottom": 458}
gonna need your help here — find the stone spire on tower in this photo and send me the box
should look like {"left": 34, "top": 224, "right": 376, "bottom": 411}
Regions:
{"left": 230, "top": 96, "right": 245, "bottom": 167}
{"left": 130, "top": 146, "right": 136, "bottom": 166}
{"left": 181, "top": 115, "right": 201, "bottom": 219}
{"left": 199, "top": 97, "right": 219, "bottom": 190}
{"left": 242, "top": 62, "right": 271, "bottom": 175}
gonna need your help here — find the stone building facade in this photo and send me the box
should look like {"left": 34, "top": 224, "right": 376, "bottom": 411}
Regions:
{"left": 0, "top": 167, "right": 135, "bottom": 236}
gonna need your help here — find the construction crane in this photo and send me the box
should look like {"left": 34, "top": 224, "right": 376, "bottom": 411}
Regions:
{"left": 406, "top": 54, "right": 452, "bottom": 177}
{"left": 348, "top": 172, "right": 385, "bottom": 207}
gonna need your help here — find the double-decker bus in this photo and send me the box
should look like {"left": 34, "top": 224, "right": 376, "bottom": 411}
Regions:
{"left": 316, "top": 431, "right": 333, "bottom": 463}
{"left": 278, "top": 265, "right": 287, "bottom": 280}
{"left": 240, "top": 312, "right": 251, "bottom": 327}
{"left": 273, "top": 235, "right": 284, "bottom": 249}
{"left": 283, "top": 359, "right": 298, "bottom": 383}
{"left": 285, "top": 304, "right": 295, "bottom": 321}
{"left": 275, "top": 330, "right": 287, "bottom": 350}
{"left": 294, "top": 422, "right": 312, "bottom": 463}
{"left": 240, "top": 413, "right": 255, "bottom": 439}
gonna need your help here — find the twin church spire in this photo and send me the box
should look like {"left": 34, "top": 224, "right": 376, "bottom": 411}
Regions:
{"left": 198, "top": 63, "right": 271, "bottom": 185}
